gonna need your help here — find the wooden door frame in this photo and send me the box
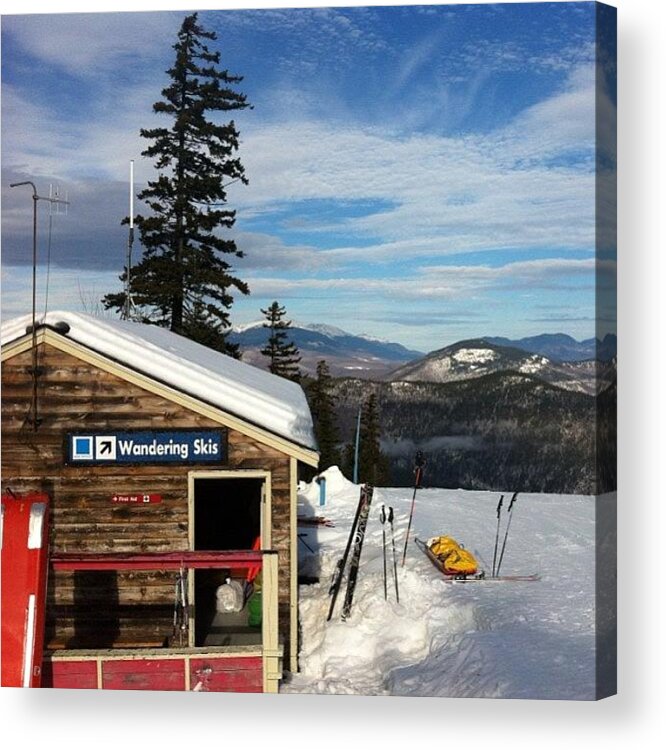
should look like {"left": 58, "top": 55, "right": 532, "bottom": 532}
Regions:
{"left": 187, "top": 470, "right": 272, "bottom": 647}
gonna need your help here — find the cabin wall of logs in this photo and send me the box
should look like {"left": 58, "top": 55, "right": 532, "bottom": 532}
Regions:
{"left": 1, "top": 342, "right": 298, "bottom": 666}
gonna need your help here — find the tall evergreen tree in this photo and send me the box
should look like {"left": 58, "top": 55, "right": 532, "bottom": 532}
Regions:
{"left": 103, "top": 13, "right": 250, "bottom": 356}
{"left": 307, "top": 360, "right": 340, "bottom": 471}
{"left": 260, "top": 301, "right": 301, "bottom": 381}
{"left": 356, "top": 393, "right": 390, "bottom": 486}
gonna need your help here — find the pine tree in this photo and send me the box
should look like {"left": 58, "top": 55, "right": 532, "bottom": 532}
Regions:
{"left": 260, "top": 301, "right": 301, "bottom": 381}
{"left": 103, "top": 13, "right": 250, "bottom": 356}
{"left": 307, "top": 360, "right": 340, "bottom": 471}
{"left": 357, "top": 393, "right": 390, "bottom": 486}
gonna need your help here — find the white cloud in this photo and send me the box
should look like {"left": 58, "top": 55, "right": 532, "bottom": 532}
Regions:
{"left": 241, "top": 256, "right": 609, "bottom": 303}
{"left": 233, "top": 65, "right": 597, "bottom": 260}
{"left": 1, "top": 265, "right": 121, "bottom": 320}
{"left": 235, "top": 232, "right": 326, "bottom": 271}
{"left": 4, "top": 12, "right": 181, "bottom": 77}
{"left": 2, "top": 83, "right": 159, "bottom": 183}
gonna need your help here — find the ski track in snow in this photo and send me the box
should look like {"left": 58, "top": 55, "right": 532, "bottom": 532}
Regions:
{"left": 283, "top": 468, "right": 598, "bottom": 700}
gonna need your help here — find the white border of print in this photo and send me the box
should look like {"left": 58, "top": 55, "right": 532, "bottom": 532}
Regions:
{"left": 2, "top": 3, "right": 664, "bottom": 750}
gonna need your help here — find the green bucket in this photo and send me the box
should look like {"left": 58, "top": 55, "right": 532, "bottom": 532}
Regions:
{"left": 247, "top": 591, "right": 262, "bottom": 627}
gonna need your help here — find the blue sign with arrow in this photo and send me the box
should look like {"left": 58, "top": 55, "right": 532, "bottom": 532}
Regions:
{"left": 66, "top": 429, "right": 227, "bottom": 465}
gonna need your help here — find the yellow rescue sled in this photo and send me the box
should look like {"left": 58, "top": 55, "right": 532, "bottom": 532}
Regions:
{"left": 424, "top": 536, "right": 479, "bottom": 576}
{"left": 415, "top": 537, "right": 540, "bottom": 582}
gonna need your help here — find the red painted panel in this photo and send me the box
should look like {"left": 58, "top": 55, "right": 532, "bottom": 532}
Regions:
{"left": 1, "top": 493, "right": 50, "bottom": 688}
{"left": 102, "top": 658, "right": 186, "bottom": 691}
{"left": 190, "top": 657, "right": 263, "bottom": 693}
{"left": 51, "top": 550, "right": 269, "bottom": 571}
{"left": 42, "top": 660, "right": 98, "bottom": 690}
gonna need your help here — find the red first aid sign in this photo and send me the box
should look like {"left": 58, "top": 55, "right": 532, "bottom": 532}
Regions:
{"left": 112, "top": 494, "right": 162, "bottom": 505}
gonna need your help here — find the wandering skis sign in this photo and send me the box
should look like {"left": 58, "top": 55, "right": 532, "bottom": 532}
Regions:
{"left": 65, "top": 429, "right": 227, "bottom": 465}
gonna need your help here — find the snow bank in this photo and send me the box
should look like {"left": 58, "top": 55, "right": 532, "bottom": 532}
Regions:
{"left": 1, "top": 311, "right": 317, "bottom": 450}
{"left": 290, "top": 475, "right": 600, "bottom": 699}
{"left": 298, "top": 466, "right": 355, "bottom": 512}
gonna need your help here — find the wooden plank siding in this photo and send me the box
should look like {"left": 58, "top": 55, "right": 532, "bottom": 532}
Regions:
{"left": 1, "top": 343, "right": 296, "bottom": 664}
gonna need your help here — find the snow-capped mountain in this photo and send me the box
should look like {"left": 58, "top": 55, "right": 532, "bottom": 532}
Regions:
{"left": 387, "top": 339, "right": 613, "bottom": 395}
{"left": 230, "top": 321, "right": 424, "bottom": 378}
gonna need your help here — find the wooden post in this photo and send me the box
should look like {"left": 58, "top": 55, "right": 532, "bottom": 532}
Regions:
{"left": 261, "top": 552, "right": 281, "bottom": 693}
{"left": 289, "top": 456, "right": 299, "bottom": 674}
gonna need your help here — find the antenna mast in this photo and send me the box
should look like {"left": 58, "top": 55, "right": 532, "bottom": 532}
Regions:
{"left": 9, "top": 180, "right": 70, "bottom": 430}
{"left": 123, "top": 160, "right": 135, "bottom": 320}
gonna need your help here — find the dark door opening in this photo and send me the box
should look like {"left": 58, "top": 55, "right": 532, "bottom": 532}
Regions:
{"left": 192, "top": 477, "right": 263, "bottom": 647}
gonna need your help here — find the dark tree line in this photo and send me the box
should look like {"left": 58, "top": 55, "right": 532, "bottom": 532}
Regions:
{"left": 305, "top": 366, "right": 389, "bottom": 481}
{"left": 340, "top": 393, "right": 390, "bottom": 485}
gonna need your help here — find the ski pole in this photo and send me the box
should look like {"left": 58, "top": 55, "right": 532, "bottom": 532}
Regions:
{"left": 380, "top": 505, "right": 388, "bottom": 600}
{"left": 496, "top": 492, "right": 518, "bottom": 576}
{"left": 388, "top": 506, "right": 400, "bottom": 603}
{"left": 401, "top": 451, "right": 426, "bottom": 566}
{"left": 173, "top": 576, "right": 180, "bottom": 638}
{"left": 180, "top": 568, "right": 189, "bottom": 641}
{"left": 491, "top": 494, "right": 504, "bottom": 577}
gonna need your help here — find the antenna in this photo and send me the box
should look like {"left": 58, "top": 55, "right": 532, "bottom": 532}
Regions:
{"left": 9, "top": 180, "right": 70, "bottom": 431}
{"left": 48, "top": 183, "right": 68, "bottom": 216}
{"left": 122, "top": 160, "right": 135, "bottom": 321}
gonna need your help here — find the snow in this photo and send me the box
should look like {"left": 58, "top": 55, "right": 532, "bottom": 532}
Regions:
{"left": 518, "top": 354, "right": 550, "bottom": 374}
{"left": 298, "top": 322, "right": 349, "bottom": 338}
{"left": 233, "top": 319, "right": 350, "bottom": 339}
{"left": 452, "top": 347, "right": 498, "bottom": 364}
{"left": 288, "top": 467, "right": 606, "bottom": 699}
{"left": 358, "top": 332, "right": 392, "bottom": 344}
{"left": 1, "top": 311, "right": 317, "bottom": 451}
{"left": 231, "top": 320, "right": 265, "bottom": 334}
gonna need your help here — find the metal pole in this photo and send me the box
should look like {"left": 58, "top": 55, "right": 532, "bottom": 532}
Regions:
{"left": 353, "top": 406, "right": 361, "bottom": 484}
{"left": 496, "top": 492, "right": 518, "bottom": 577}
{"left": 31, "top": 190, "right": 38, "bottom": 428}
{"left": 10, "top": 181, "right": 38, "bottom": 429}
{"left": 401, "top": 451, "right": 425, "bottom": 566}
{"left": 124, "top": 160, "right": 135, "bottom": 320}
{"left": 380, "top": 505, "right": 388, "bottom": 600}
{"left": 491, "top": 494, "right": 504, "bottom": 577}
{"left": 10, "top": 181, "right": 69, "bottom": 430}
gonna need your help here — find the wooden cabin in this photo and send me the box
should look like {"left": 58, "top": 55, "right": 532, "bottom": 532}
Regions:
{"left": 1, "top": 311, "right": 319, "bottom": 692}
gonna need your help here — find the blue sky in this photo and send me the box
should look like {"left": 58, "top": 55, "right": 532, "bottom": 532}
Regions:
{"left": 1, "top": 1, "right": 616, "bottom": 349}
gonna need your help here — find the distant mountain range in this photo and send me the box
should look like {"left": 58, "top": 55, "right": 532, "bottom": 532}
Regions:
{"left": 231, "top": 321, "right": 616, "bottom": 393}
{"left": 483, "top": 333, "right": 616, "bottom": 362}
{"left": 230, "top": 321, "right": 423, "bottom": 378}
{"left": 234, "top": 320, "right": 617, "bottom": 493}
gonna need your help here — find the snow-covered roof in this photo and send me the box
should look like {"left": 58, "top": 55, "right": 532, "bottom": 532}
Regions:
{"left": 1, "top": 311, "right": 318, "bottom": 453}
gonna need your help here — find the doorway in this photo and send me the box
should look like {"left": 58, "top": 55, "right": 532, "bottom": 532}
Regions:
{"left": 189, "top": 472, "right": 270, "bottom": 647}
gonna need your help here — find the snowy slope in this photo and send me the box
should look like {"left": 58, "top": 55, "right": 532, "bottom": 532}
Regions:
{"left": 288, "top": 467, "right": 605, "bottom": 700}
{"left": 387, "top": 339, "right": 606, "bottom": 395}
